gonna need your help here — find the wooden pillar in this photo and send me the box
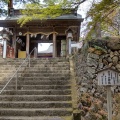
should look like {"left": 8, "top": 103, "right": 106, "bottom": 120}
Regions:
{"left": 107, "top": 86, "right": 112, "bottom": 120}
{"left": 8, "top": 0, "right": 13, "bottom": 16}
{"left": 13, "top": 27, "right": 16, "bottom": 58}
{"left": 53, "top": 33, "right": 57, "bottom": 58}
{"left": 26, "top": 33, "right": 30, "bottom": 56}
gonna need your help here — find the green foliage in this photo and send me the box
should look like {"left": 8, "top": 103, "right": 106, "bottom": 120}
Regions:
{"left": 18, "top": 0, "right": 86, "bottom": 26}
{"left": 94, "top": 45, "right": 107, "bottom": 53}
{"left": 86, "top": 0, "right": 120, "bottom": 39}
{"left": 18, "top": 1, "right": 71, "bottom": 27}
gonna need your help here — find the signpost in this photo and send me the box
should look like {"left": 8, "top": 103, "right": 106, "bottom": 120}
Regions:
{"left": 97, "top": 68, "right": 119, "bottom": 120}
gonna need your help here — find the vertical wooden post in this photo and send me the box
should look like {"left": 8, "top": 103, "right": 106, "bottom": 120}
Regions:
{"left": 107, "top": 86, "right": 112, "bottom": 120}
{"left": 26, "top": 33, "right": 30, "bottom": 56}
{"left": 53, "top": 33, "right": 57, "bottom": 58}
{"left": 13, "top": 27, "right": 16, "bottom": 58}
{"left": 8, "top": 0, "right": 13, "bottom": 8}
{"left": 8, "top": 0, "right": 13, "bottom": 16}
{"left": 66, "top": 38, "right": 70, "bottom": 57}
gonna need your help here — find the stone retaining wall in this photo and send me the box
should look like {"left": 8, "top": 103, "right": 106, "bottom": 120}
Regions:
{"left": 73, "top": 38, "right": 120, "bottom": 120}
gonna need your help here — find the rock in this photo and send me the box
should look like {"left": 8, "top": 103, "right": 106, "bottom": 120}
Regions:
{"left": 115, "top": 113, "right": 120, "bottom": 120}
{"left": 116, "top": 64, "right": 120, "bottom": 70}
{"left": 102, "top": 59, "right": 108, "bottom": 65}
{"left": 119, "top": 50, "right": 120, "bottom": 54}
{"left": 87, "top": 67, "right": 96, "bottom": 74}
{"left": 98, "top": 63, "right": 103, "bottom": 69}
{"left": 84, "top": 113, "right": 92, "bottom": 120}
{"left": 87, "top": 58, "right": 98, "bottom": 68}
{"left": 112, "top": 56, "right": 119, "bottom": 65}
{"left": 81, "top": 83, "right": 88, "bottom": 87}
{"left": 114, "top": 51, "right": 119, "bottom": 56}
{"left": 80, "top": 87, "right": 88, "bottom": 93}
{"left": 94, "top": 93, "right": 100, "bottom": 98}
{"left": 108, "top": 49, "right": 111, "bottom": 53}
{"left": 104, "top": 54, "right": 109, "bottom": 58}
{"left": 87, "top": 53, "right": 99, "bottom": 60}
{"left": 111, "top": 66, "right": 116, "bottom": 69}
{"left": 91, "top": 88, "right": 96, "bottom": 93}
{"left": 99, "top": 58, "right": 103, "bottom": 63}
{"left": 107, "top": 57, "right": 112, "bottom": 62}
{"left": 107, "top": 37, "right": 120, "bottom": 50}
{"left": 103, "top": 103, "right": 107, "bottom": 111}
{"left": 110, "top": 51, "right": 114, "bottom": 58}
{"left": 119, "top": 56, "right": 120, "bottom": 61}
{"left": 108, "top": 63, "right": 113, "bottom": 67}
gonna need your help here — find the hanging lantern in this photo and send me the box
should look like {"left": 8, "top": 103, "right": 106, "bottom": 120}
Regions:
{"left": 66, "top": 28, "right": 73, "bottom": 40}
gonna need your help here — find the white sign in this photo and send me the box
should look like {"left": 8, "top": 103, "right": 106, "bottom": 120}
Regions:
{"left": 16, "top": 37, "right": 25, "bottom": 47}
{"left": 98, "top": 69, "right": 119, "bottom": 86}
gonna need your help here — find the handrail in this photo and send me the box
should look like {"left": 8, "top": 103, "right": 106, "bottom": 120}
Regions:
{"left": 0, "top": 47, "right": 37, "bottom": 94}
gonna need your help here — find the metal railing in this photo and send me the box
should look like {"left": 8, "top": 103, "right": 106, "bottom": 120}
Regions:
{"left": 0, "top": 47, "right": 37, "bottom": 94}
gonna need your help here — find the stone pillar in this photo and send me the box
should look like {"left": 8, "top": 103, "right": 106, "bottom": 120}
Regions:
{"left": 66, "top": 28, "right": 73, "bottom": 56}
{"left": 66, "top": 38, "right": 72, "bottom": 56}
{"left": 26, "top": 33, "right": 30, "bottom": 56}
{"left": 69, "top": 38, "right": 71, "bottom": 55}
{"left": 53, "top": 33, "right": 57, "bottom": 58}
{"left": 3, "top": 40, "right": 7, "bottom": 58}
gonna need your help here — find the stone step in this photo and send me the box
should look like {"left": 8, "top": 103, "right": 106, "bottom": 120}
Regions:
{"left": 0, "top": 116, "right": 71, "bottom": 120}
{"left": 0, "top": 67, "right": 16, "bottom": 69}
{"left": 0, "top": 70, "right": 15, "bottom": 73}
{"left": 0, "top": 73, "right": 70, "bottom": 78}
{"left": 12, "top": 76, "right": 70, "bottom": 80}
{"left": 4, "top": 58, "right": 69, "bottom": 62}
{"left": 9, "top": 80, "right": 70, "bottom": 85}
{"left": 0, "top": 64, "right": 27, "bottom": 68}
{"left": 29, "top": 61, "right": 69, "bottom": 64}
{"left": 25, "top": 67, "right": 70, "bottom": 70}
{"left": 20, "top": 70, "right": 70, "bottom": 74}
{"left": 22, "top": 73, "right": 69, "bottom": 77}
{"left": 0, "top": 95, "right": 71, "bottom": 101}
{"left": 0, "top": 101, "right": 72, "bottom": 108}
{"left": 2, "top": 90, "right": 71, "bottom": 95}
{"left": 30, "top": 58, "right": 69, "bottom": 61}
{"left": 0, "top": 85, "right": 71, "bottom": 90}
{"left": 0, "top": 108, "right": 72, "bottom": 116}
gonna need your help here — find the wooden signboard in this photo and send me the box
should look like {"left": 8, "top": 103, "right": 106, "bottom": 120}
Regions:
{"left": 7, "top": 45, "right": 14, "bottom": 58}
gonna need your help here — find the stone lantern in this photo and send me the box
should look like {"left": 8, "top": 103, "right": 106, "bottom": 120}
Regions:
{"left": 66, "top": 28, "right": 73, "bottom": 55}
{"left": 97, "top": 67, "right": 120, "bottom": 120}
{"left": 0, "top": 28, "right": 13, "bottom": 58}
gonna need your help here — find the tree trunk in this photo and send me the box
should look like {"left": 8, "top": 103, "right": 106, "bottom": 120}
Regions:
{"left": 8, "top": 0, "right": 13, "bottom": 16}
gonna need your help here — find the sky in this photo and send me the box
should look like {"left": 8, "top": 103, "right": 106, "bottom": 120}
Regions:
{"left": 78, "top": 0, "right": 92, "bottom": 18}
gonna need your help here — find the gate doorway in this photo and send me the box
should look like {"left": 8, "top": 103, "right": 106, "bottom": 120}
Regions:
{"left": 38, "top": 43, "right": 53, "bottom": 58}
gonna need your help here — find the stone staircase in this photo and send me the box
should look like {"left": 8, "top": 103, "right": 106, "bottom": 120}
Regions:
{"left": 0, "top": 58, "right": 77, "bottom": 120}
{"left": 0, "top": 58, "right": 24, "bottom": 84}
